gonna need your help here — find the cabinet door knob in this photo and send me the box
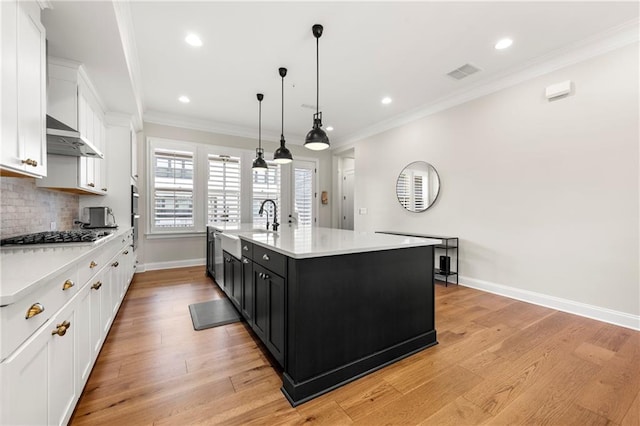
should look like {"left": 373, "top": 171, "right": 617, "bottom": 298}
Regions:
{"left": 90, "top": 261, "right": 98, "bottom": 269}
{"left": 25, "top": 303, "right": 45, "bottom": 319}
{"left": 51, "top": 320, "right": 71, "bottom": 337}
{"left": 124, "top": 250, "right": 129, "bottom": 255}
{"left": 242, "top": 258, "right": 249, "bottom": 264}
{"left": 88, "top": 183, "right": 95, "bottom": 187}
{"left": 62, "top": 279, "right": 74, "bottom": 291}
{"left": 21, "top": 158, "right": 38, "bottom": 167}
{"left": 262, "top": 254, "right": 270, "bottom": 261}
{"left": 112, "top": 261, "right": 119, "bottom": 268}
{"left": 91, "top": 281, "right": 102, "bottom": 290}
{"left": 263, "top": 273, "right": 270, "bottom": 280}
{"left": 243, "top": 245, "right": 249, "bottom": 251}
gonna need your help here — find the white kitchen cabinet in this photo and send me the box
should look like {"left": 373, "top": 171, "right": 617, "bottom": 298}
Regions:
{"left": 0, "top": 0, "right": 47, "bottom": 178}
{"left": 0, "top": 291, "right": 79, "bottom": 426}
{"left": 0, "top": 229, "right": 136, "bottom": 426}
{"left": 37, "top": 59, "right": 107, "bottom": 195}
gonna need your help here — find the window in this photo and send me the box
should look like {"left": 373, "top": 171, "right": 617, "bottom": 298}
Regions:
{"left": 397, "top": 173, "right": 410, "bottom": 209}
{"left": 151, "top": 147, "right": 195, "bottom": 230}
{"left": 294, "top": 162, "right": 315, "bottom": 226}
{"left": 253, "top": 161, "right": 281, "bottom": 227}
{"left": 208, "top": 154, "right": 241, "bottom": 223}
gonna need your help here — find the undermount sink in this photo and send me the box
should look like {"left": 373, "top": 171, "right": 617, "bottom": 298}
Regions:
{"left": 220, "top": 233, "right": 242, "bottom": 259}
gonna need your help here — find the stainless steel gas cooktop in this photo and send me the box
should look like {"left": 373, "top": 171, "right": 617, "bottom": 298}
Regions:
{"left": 0, "top": 230, "right": 112, "bottom": 246}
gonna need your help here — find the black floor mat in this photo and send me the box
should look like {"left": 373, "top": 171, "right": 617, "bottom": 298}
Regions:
{"left": 188, "top": 298, "right": 241, "bottom": 330}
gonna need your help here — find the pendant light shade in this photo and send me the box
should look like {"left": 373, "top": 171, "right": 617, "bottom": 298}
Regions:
{"left": 274, "top": 67, "right": 293, "bottom": 164}
{"left": 252, "top": 93, "right": 268, "bottom": 170}
{"left": 304, "top": 24, "right": 330, "bottom": 151}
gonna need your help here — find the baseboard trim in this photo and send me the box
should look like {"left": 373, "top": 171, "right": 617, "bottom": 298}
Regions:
{"left": 140, "top": 258, "right": 205, "bottom": 272}
{"left": 459, "top": 275, "right": 640, "bottom": 331}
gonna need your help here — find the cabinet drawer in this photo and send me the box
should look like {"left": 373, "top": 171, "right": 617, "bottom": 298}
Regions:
{"left": 0, "top": 265, "right": 79, "bottom": 361}
{"left": 77, "top": 239, "right": 119, "bottom": 285}
{"left": 240, "top": 240, "right": 253, "bottom": 258}
{"left": 253, "top": 244, "right": 286, "bottom": 277}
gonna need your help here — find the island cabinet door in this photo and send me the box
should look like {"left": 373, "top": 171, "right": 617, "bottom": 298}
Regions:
{"left": 231, "top": 257, "right": 242, "bottom": 309}
{"left": 241, "top": 257, "right": 254, "bottom": 323}
{"left": 253, "top": 263, "right": 285, "bottom": 367}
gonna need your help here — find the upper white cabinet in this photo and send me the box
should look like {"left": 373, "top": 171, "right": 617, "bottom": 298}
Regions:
{"left": 0, "top": 0, "right": 47, "bottom": 178}
{"left": 37, "top": 59, "right": 108, "bottom": 195}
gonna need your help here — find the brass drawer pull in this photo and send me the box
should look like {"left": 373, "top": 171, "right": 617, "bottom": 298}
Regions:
{"left": 21, "top": 158, "right": 38, "bottom": 167}
{"left": 112, "top": 261, "right": 119, "bottom": 267}
{"left": 262, "top": 254, "right": 270, "bottom": 261}
{"left": 62, "top": 279, "right": 74, "bottom": 291}
{"left": 90, "top": 261, "right": 98, "bottom": 269}
{"left": 91, "top": 281, "right": 102, "bottom": 290}
{"left": 51, "top": 320, "right": 71, "bottom": 337}
{"left": 25, "top": 303, "right": 44, "bottom": 319}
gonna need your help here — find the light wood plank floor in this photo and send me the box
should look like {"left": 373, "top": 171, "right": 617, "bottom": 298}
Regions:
{"left": 70, "top": 266, "right": 640, "bottom": 425}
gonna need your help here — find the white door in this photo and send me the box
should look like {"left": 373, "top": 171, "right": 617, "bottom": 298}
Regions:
{"left": 341, "top": 170, "right": 354, "bottom": 230}
{"left": 292, "top": 160, "right": 317, "bottom": 226}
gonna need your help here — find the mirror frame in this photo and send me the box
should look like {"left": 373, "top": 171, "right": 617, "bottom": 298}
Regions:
{"left": 396, "top": 161, "right": 441, "bottom": 212}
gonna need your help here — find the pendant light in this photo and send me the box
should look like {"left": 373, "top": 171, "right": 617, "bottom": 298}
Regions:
{"left": 252, "top": 93, "right": 268, "bottom": 169}
{"left": 273, "top": 67, "right": 293, "bottom": 164}
{"left": 304, "top": 24, "right": 330, "bottom": 151}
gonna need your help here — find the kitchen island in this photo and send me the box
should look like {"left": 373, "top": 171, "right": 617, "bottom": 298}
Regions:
{"left": 209, "top": 225, "right": 440, "bottom": 406}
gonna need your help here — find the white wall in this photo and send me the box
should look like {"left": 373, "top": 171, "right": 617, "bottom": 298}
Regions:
{"left": 353, "top": 44, "right": 639, "bottom": 323}
{"left": 138, "top": 122, "right": 332, "bottom": 269}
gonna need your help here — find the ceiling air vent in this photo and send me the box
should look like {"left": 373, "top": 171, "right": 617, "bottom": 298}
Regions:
{"left": 447, "top": 63, "right": 481, "bottom": 80}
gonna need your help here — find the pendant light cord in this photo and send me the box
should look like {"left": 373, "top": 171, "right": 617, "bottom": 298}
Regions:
{"left": 281, "top": 75, "right": 284, "bottom": 136}
{"left": 316, "top": 36, "right": 320, "bottom": 116}
{"left": 259, "top": 99, "right": 262, "bottom": 149}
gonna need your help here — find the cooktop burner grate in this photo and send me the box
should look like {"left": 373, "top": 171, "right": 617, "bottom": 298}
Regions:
{"left": 1, "top": 230, "right": 112, "bottom": 246}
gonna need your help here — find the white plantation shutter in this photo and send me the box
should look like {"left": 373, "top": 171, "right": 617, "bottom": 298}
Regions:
{"left": 413, "top": 175, "right": 424, "bottom": 210}
{"left": 208, "top": 154, "right": 241, "bottom": 223}
{"left": 253, "top": 162, "right": 281, "bottom": 227}
{"left": 152, "top": 148, "right": 194, "bottom": 229}
{"left": 294, "top": 167, "right": 313, "bottom": 226}
{"left": 397, "top": 173, "right": 410, "bottom": 209}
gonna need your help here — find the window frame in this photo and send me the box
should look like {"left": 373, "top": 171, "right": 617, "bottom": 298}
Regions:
{"left": 148, "top": 138, "right": 199, "bottom": 235}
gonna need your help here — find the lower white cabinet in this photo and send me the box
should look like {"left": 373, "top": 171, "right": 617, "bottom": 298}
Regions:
{"left": 0, "top": 230, "right": 136, "bottom": 425}
{"left": 1, "top": 290, "right": 78, "bottom": 425}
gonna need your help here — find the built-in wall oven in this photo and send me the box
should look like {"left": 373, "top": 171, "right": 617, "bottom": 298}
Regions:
{"left": 131, "top": 185, "right": 139, "bottom": 251}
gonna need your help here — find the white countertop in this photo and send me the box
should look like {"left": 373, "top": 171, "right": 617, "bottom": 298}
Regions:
{"left": 215, "top": 225, "right": 440, "bottom": 259}
{"left": 0, "top": 227, "right": 131, "bottom": 306}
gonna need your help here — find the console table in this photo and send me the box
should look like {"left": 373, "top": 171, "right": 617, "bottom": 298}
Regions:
{"left": 376, "top": 231, "right": 459, "bottom": 286}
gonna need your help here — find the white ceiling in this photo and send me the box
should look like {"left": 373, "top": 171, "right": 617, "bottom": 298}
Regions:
{"left": 43, "top": 1, "right": 638, "bottom": 147}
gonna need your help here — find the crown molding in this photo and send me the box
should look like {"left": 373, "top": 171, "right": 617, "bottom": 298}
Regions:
{"left": 112, "top": 0, "right": 144, "bottom": 131}
{"left": 334, "top": 18, "right": 640, "bottom": 148}
{"left": 143, "top": 110, "right": 306, "bottom": 144}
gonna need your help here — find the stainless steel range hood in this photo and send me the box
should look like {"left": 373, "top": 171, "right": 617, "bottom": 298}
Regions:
{"left": 46, "top": 115, "right": 104, "bottom": 158}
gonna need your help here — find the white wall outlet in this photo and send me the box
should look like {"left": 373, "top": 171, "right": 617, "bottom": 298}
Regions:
{"left": 50, "top": 221, "right": 57, "bottom": 231}
{"left": 545, "top": 80, "right": 572, "bottom": 99}
{"left": 359, "top": 208, "right": 368, "bottom": 215}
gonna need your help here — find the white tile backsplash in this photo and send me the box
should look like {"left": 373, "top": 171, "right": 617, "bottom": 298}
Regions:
{"left": 0, "top": 177, "right": 79, "bottom": 239}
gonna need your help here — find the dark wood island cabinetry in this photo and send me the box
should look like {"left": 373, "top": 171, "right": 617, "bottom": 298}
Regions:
{"left": 211, "top": 225, "right": 439, "bottom": 406}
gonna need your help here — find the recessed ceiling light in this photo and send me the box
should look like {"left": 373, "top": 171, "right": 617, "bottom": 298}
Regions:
{"left": 185, "top": 33, "right": 203, "bottom": 47}
{"left": 494, "top": 38, "right": 513, "bottom": 50}
{"left": 326, "top": 126, "right": 334, "bottom": 132}
{"left": 178, "top": 95, "right": 190, "bottom": 103}
{"left": 381, "top": 97, "right": 392, "bottom": 105}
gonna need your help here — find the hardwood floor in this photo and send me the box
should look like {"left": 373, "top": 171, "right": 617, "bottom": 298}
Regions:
{"left": 70, "top": 266, "right": 640, "bottom": 425}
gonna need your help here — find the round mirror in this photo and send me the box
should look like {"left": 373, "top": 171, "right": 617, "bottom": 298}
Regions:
{"left": 396, "top": 161, "right": 440, "bottom": 212}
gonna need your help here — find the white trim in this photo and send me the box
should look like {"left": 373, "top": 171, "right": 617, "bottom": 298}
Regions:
{"left": 112, "top": 0, "right": 144, "bottom": 130}
{"left": 459, "top": 275, "right": 640, "bottom": 331}
{"left": 144, "top": 110, "right": 304, "bottom": 145}
{"left": 335, "top": 19, "right": 640, "bottom": 148}
{"left": 140, "top": 258, "right": 205, "bottom": 272}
